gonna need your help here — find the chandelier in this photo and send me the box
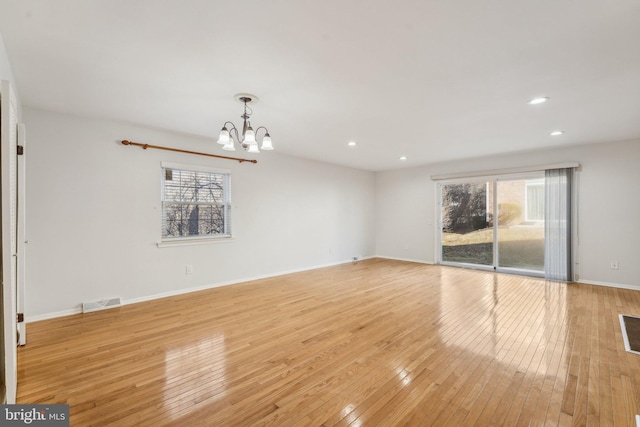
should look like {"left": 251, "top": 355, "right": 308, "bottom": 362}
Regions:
{"left": 216, "top": 93, "right": 273, "bottom": 153}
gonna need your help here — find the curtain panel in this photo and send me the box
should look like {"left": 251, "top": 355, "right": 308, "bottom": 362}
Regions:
{"left": 544, "top": 168, "right": 573, "bottom": 281}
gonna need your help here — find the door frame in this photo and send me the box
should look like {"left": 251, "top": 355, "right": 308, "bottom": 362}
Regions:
{"left": 17, "top": 124, "right": 26, "bottom": 346}
{"left": 1, "top": 79, "right": 18, "bottom": 403}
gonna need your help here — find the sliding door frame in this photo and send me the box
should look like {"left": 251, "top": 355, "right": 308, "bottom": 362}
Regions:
{"left": 436, "top": 171, "right": 546, "bottom": 278}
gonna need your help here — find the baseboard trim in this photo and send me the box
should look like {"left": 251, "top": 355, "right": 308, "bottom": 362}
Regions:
{"left": 577, "top": 279, "right": 640, "bottom": 291}
{"left": 27, "top": 308, "right": 82, "bottom": 323}
{"left": 374, "top": 255, "right": 434, "bottom": 265}
{"left": 375, "top": 260, "right": 640, "bottom": 291}
{"left": 26, "top": 257, "right": 376, "bottom": 323}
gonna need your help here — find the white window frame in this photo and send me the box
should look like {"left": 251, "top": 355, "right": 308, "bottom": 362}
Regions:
{"left": 158, "top": 162, "right": 232, "bottom": 247}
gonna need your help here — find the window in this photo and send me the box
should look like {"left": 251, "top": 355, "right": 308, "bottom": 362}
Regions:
{"left": 438, "top": 173, "right": 545, "bottom": 275}
{"left": 525, "top": 179, "right": 544, "bottom": 221}
{"left": 434, "top": 163, "right": 577, "bottom": 280}
{"left": 161, "top": 163, "right": 231, "bottom": 241}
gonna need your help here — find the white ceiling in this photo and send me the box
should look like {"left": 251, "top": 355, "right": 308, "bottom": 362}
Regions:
{"left": 1, "top": 0, "right": 639, "bottom": 171}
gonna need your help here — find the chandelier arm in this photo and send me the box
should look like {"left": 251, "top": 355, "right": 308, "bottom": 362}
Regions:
{"left": 228, "top": 125, "right": 242, "bottom": 144}
{"left": 254, "top": 126, "right": 270, "bottom": 139}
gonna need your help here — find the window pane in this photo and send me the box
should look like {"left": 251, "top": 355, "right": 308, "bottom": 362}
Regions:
{"left": 162, "top": 167, "right": 230, "bottom": 239}
{"left": 497, "top": 178, "right": 544, "bottom": 271}
{"left": 526, "top": 184, "right": 544, "bottom": 221}
{"left": 163, "top": 203, "right": 188, "bottom": 237}
{"left": 197, "top": 205, "right": 225, "bottom": 235}
{"left": 164, "top": 182, "right": 182, "bottom": 202}
{"left": 441, "top": 182, "right": 493, "bottom": 266}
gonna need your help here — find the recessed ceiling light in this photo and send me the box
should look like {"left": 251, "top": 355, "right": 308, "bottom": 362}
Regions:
{"left": 528, "top": 97, "right": 549, "bottom": 105}
{"left": 399, "top": 156, "right": 407, "bottom": 161}
{"left": 550, "top": 130, "right": 564, "bottom": 136}
{"left": 347, "top": 141, "right": 357, "bottom": 147}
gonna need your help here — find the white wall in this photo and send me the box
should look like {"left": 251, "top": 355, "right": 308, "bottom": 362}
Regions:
{"left": 0, "top": 31, "right": 20, "bottom": 116}
{"left": 24, "top": 108, "right": 376, "bottom": 319}
{"left": 375, "top": 139, "right": 640, "bottom": 289}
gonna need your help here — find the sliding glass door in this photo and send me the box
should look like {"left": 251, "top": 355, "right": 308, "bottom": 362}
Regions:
{"left": 495, "top": 177, "right": 545, "bottom": 273}
{"left": 440, "top": 173, "right": 545, "bottom": 276}
{"left": 441, "top": 181, "right": 494, "bottom": 267}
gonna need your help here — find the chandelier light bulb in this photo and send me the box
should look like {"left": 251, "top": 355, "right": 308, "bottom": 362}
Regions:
{"left": 244, "top": 126, "right": 256, "bottom": 145}
{"left": 217, "top": 127, "right": 230, "bottom": 144}
{"left": 222, "top": 140, "right": 236, "bottom": 151}
{"left": 261, "top": 134, "right": 274, "bottom": 150}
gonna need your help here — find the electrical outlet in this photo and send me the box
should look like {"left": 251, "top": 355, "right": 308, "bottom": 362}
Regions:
{"left": 186, "top": 264, "right": 193, "bottom": 275}
{"left": 610, "top": 261, "right": 619, "bottom": 270}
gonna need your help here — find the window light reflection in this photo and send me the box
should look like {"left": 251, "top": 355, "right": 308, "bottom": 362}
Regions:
{"left": 163, "top": 333, "right": 227, "bottom": 420}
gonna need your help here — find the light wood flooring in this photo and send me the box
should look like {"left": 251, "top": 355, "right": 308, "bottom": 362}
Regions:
{"left": 17, "top": 259, "right": 640, "bottom": 426}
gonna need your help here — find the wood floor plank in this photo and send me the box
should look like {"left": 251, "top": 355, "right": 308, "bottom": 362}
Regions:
{"left": 16, "top": 259, "right": 640, "bottom": 426}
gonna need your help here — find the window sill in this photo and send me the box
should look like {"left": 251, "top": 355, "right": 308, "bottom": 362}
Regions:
{"left": 156, "top": 236, "right": 233, "bottom": 248}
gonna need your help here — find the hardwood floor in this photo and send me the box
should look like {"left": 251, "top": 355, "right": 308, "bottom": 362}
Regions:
{"left": 17, "top": 259, "right": 640, "bottom": 426}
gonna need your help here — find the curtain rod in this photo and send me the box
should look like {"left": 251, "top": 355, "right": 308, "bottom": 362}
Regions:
{"left": 431, "top": 161, "right": 580, "bottom": 181}
{"left": 120, "top": 140, "right": 257, "bottom": 164}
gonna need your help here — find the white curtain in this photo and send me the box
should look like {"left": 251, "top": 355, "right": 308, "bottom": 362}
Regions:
{"left": 544, "top": 168, "right": 572, "bottom": 281}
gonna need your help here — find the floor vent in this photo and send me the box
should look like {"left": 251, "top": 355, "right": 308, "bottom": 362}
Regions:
{"left": 619, "top": 314, "right": 640, "bottom": 355}
{"left": 82, "top": 297, "right": 122, "bottom": 313}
